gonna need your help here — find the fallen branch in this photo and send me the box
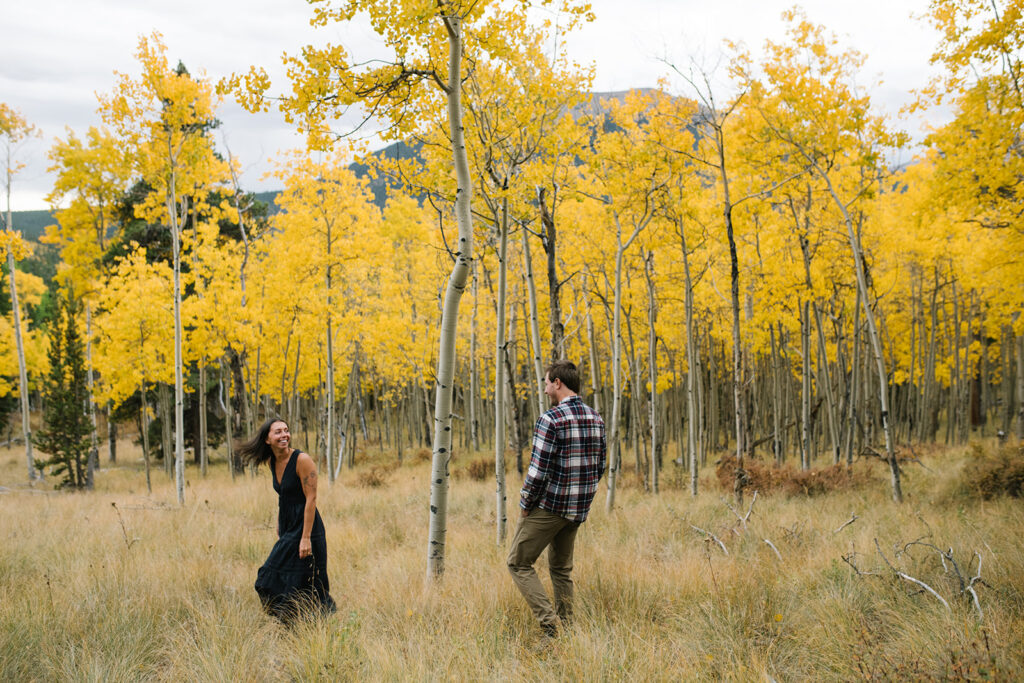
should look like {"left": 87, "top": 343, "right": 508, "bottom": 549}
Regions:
{"left": 723, "top": 490, "right": 758, "bottom": 530}
{"left": 842, "top": 550, "right": 880, "bottom": 576}
{"left": 875, "top": 538, "right": 950, "bottom": 611}
{"left": 833, "top": 513, "right": 859, "bottom": 534}
{"left": 966, "top": 552, "right": 985, "bottom": 620}
{"left": 690, "top": 525, "right": 728, "bottom": 554}
{"left": 859, "top": 446, "right": 888, "bottom": 462}
{"left": 903, "top": 540, "right": 988, "bottom": 620}
{"left": 902, "top": 443, "right": 933, "bottom": 471}
{"left": 763, "top": 538, "right": 782, "bottom": 561}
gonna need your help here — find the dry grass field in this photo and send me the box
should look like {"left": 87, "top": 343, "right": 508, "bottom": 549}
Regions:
{"left": 1, "top": 437, "right": 1022, "bottom": 681}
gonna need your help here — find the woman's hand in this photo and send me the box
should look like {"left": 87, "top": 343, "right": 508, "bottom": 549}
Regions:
{"left": 299, "top": 537, "right": 312, "bottom": 559}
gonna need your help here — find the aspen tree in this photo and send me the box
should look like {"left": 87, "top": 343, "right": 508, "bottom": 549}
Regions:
{"left": 642, "top": 92, "right": 706, "bottom": 493}
{"left": 920, "top": 0, "right": 1024, "bottom": 438}
{"left": 644, "top": 250, "right": 658, "bottom": 493}
{"left": 459, "top": 51, "right": 589, "bottom": 540}
{"left": 267, "top": 152, "right": 382, "bottom": 481}
{"left": 494, "top": 200, "right": 510, "bottom": 544}
{"left": 92, "top": 249, "right": 175, "bottom": 447}
{"left": 739, "top": 10, "right": 908, "bottom": 501}
{"left": 99, "top": 34, "right": 229, "bottom": 504}
{"left": 0, "top": 104, "right": 41, "bottom": 483}
{"left": 580, "top": 91, "right": 669, "bottom": 512}
{"left": 657, "top": 66, "right": 794, "bottom": 502}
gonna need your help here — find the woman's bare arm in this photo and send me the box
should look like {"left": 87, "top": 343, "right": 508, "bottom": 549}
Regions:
{"left": 296, "top": 452, "right": 318, "bottom": 559}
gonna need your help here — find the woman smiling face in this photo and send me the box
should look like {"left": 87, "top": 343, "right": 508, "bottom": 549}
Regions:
{"left": 264, "top": 420, "right": 291, "bottom": 454}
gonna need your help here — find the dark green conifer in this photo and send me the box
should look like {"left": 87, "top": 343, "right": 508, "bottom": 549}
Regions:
{"left": 35, "top": 291, "right": 92, "bottom": 489}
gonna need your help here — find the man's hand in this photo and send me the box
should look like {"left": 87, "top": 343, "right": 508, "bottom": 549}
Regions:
{"left": 521, "top": 507, "right": 529, "bottom": 518}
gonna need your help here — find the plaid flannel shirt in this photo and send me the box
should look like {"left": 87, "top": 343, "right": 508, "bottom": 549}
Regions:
{"left": 519, "top": 395, "right": 606, "bottom": 522}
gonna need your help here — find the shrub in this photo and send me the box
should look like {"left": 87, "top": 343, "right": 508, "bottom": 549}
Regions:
{"left": 463, "top": 457, "right": 493, "bottom": 481}
{"left": 715, "top": 456, "right": 877, "bottom": 496}
{"left": 357, "top": 465, "right": 393, "bottom": 488}
{"left": 960, "top": 444, "right": 1024, "bottom": 500}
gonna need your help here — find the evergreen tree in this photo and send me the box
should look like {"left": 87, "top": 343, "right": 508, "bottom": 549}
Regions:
{"left": 35, "top": 292, "right": 92, "bottom": 489}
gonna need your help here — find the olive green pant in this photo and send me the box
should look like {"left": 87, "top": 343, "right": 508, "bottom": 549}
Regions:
{"left": 507, "top": 508, "right": 580, "bottom": 632}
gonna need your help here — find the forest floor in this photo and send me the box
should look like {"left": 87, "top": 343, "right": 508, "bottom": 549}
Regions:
{"left": 1, "top": 437, "right": 1022, "bottom": 681}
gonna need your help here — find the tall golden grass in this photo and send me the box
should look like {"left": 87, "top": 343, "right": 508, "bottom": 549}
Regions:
{"left": 1, "top": 439, "right": 1021, "bottom": 681}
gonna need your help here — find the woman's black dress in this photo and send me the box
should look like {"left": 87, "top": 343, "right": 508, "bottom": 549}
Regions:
{"left": 254, "top": 449, "right": 336, "bottom": 621}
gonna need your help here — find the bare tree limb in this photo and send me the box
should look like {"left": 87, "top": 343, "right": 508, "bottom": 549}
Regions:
{"left": 875, "top": 538, "right": 950, "bottom": 611}
{"left": 833, "top": 513, "right": 859, "bottom": 534}
{"left": 723, "top": 489, "right": 758, "bottom": 529}
{"left": 841, "top": 552, "right": 877, "bottom": 576}
{"left": 690, "top": 524, "right": 729, "bottom": 554}
{"left": 763, "top": 538, "right": 782, "bottom": 561}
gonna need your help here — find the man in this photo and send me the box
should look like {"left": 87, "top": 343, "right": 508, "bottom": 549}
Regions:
{"left": 507, "top": 360, "right": 606, "bottom": 638}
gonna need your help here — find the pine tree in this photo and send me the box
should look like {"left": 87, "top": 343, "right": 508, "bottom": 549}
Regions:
{"left": 35, "top": 292, "right": 92, "bottom": 489}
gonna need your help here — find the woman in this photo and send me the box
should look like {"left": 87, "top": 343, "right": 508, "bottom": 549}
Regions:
{"left": 239, "top": 417, "right": 336, "bottom": 622}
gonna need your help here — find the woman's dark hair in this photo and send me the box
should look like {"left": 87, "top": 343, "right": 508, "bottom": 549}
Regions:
{"left": 237, "top": 417, "right": 288, "bottom": 468}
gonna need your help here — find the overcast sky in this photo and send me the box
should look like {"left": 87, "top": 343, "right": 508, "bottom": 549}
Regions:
{"left": 1, "top": 0, "right": 941, "bottom": 212}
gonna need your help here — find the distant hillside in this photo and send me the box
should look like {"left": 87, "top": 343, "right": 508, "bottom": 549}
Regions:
{"left": 9, "top": 91, "right": 650, "bottom": 238}
{"left": 5, "top": 210, "right": 56, "bottom": 242}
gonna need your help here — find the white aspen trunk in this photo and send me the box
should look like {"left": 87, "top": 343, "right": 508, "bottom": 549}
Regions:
{"left": 167, "top": 184, "right": 186, "bottom": 506}
{"left": 355, "top": 351, "right": 368, "bottom": 443}
{"left": 799, "top": 236, "right": 841, "bottom": 463}
{"left": 139, "top": 325, "right": 153, "bottom": 492}
{"left": 585, "top": 290, "right": 601, "bottom": 413}
{"left": 923, "top": 272, "right": 940, "bottom": 441}
{"left": 84, "top": 306, "right": 100, "bottom": 473}
{"left": 801, "top": 300, "right": 812, "bottom": 470}
{"left": 677, "top": 220, "right": 700, "bottom": 495}
{"left": 717, "top": 131, "right": 746, "bottom": 505}
{"left": 645, "top": 251, "right": 658, "bottom": 494}
{"left": 4, "top": 204, "right": 35, "bottom": 483}
{"left": 199, "top": 364, "right": 208, "bottom": 476}
{"left": 605, "top": 238, "right": 625, "bottom": 511}
{"left": 494, "top": 202, "right": 509, "bottom": 545}
{"left": 846, "top": 288, "right": 862, "bottom": 465}
{"left": 6, "top": 249, "right": 35, "bottom": 483}
{"left": 951, "top": 281, "right": 961, "bottom": 445}
{"left": 140, "top": 379, "right": 152, "bottom": 494}
{"left": 292, "top": 341, "right": 302, "bottom": 427}
{"left": 220, "top": 358, "right": 235, "bottom": 481}
{"left": 605, "top": 212, "right": 647, "bottom": 512}
{"left": 469, "top": 262, "right": 480, "bottom": 452}
{"left": 107, "top": 406, "right": 117, "bottom": 464}
{"left": 521, "top": 225, "right": 545, "bottom": 415}
{"left": 185, "top": 204, "right": 208, "bottom": 477}
{"left": 685, "top": 299, "right": 699, "bottom": 493}
{"left": 1016, "top": 333, "right": 1024, "bottom": 442}
{"left": 225, "top": 147, "right": 253, "bottom": 448}
{"left": 158, "top": 382, "right": 172, "bottom": 476}
{"left": 280, "top": 328, "right": 293, "bottom": 413}
{"left": 770, "top": 326, "right": 784, "bottom": 465}
{"left": 427, "top": 14, "right": 474, "bottom": 578}
{"left": 326, "top": 272, "right": 335, "bottom": 482}
{"left": 539, "top": 186, "right": 565, "bottom": 360}
{"left": 697, "top": 331, "right": 708, "bottom": 468}
{"left": 818, "top": 169, "right": 901, "bottom": 502}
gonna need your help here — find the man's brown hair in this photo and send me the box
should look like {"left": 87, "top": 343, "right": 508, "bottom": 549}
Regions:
{"left": 546, "top": 360, "right": 581, "bottom": 394}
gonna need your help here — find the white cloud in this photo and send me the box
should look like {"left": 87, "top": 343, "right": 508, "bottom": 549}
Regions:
{"left": 2, "top": 0, "right": 942, "bottom": 211}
